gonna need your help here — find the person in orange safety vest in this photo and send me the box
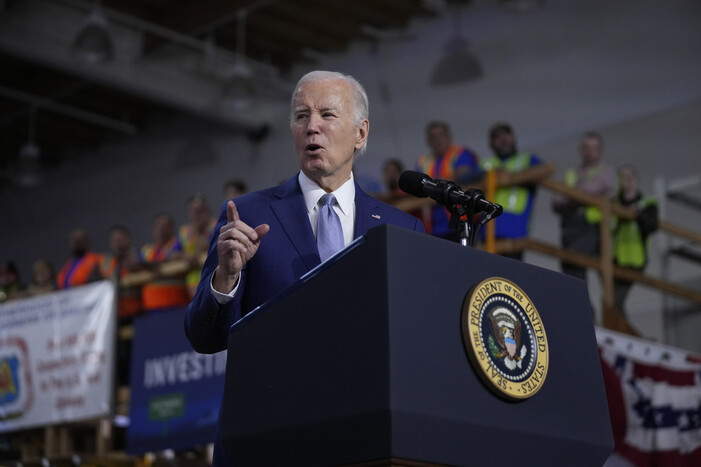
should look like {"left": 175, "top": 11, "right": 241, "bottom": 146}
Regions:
{"left": 415, "top": 121, "right": 482, "bottom": 238}
{"left": 57, "top": 228, "right": 103, "bottom": 289}
{"left": 139, "top": 214, "right": 189, "bottom": 310}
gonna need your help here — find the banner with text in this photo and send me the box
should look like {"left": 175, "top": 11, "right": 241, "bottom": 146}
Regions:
{"left": 0, "top": 281, "right": 116, "bottom": 432}
{"left": 127, "top": 307, "right": 226, "bottom": 454}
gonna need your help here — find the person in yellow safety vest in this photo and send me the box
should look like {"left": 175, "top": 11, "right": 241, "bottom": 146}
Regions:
{"left": 552, "top": 131, "right": 617, "bottom": 283}
{"left": 612, "top": 165, "right": 658, "bottom": 313}
{"left": 179, "top": 194, "right": 217, "bottom": 300}
{"left": 415, "top": 121, "right": 482, "bottom": 239}
{"left": 480, "top": 123, "right": 546, "bottom": 260}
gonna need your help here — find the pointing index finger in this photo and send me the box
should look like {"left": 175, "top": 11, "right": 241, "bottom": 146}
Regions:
{"left": 227, "top": 200, "right": 240, "bottom": 224}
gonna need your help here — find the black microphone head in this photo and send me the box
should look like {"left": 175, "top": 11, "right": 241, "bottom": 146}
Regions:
{"left": 398, "top": 170, "right": 431, "bottom": 198}
{"left": 466, "top": 188, "right": 486, "bottom": 201}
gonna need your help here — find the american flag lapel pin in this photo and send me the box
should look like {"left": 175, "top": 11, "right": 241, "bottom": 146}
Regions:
{"left": 372, "top": 214, "right": 381, "bottom": 220}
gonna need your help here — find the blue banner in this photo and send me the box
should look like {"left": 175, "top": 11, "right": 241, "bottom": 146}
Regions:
{"left": 127, "top": 307, "right": 226, "bottom": 454}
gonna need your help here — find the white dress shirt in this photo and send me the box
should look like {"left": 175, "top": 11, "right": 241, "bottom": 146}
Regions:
{"left": 299, "top": 170, "right": 356, "bottom": 248}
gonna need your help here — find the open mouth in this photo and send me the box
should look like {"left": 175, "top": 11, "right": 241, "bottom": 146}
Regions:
{"left": 306, "top": 144, "right": 322, "bottom": 153}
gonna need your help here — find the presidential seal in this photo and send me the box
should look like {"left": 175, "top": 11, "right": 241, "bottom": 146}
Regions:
{"left": 461, "top": 277, "right": 548, "bottom": 401}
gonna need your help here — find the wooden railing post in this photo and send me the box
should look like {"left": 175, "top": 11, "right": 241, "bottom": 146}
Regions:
{"left": 97, "top": 418, "right": 112, "bottom": 455}
{"left": 44, "top": 425, "right": 57, "bottom": 458}
{"left": 599, "top": 198, "right": 615, "bottom": 320}
{"left": 484, "top": 169, "right": 497, "bottom": 254}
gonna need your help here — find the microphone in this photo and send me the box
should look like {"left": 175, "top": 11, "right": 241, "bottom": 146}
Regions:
{"left": 398, "top": 170, "right": 502, "bottom": 215}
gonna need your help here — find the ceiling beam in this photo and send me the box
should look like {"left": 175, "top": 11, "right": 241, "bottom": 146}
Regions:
{"left": 0, "top": 85, "right": 137, "bottom": 135}
{"left": 247, "top": 15, "right": 349, "bottom": 52}
{"left": 357, "top": 0, "right": 436, "bottom": 18}
{"left": 102, "top": 0, "right": 263, "bottom": 52}
{"left": 294, "top": 0, "right": 410, "bottom": 29}
{"left": 262, "top": 2, "right": 362, "bottom": 41}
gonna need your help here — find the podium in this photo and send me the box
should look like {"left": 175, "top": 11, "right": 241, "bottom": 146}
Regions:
{"left": 220, "top": 225, "right": 613, "bottom": 466}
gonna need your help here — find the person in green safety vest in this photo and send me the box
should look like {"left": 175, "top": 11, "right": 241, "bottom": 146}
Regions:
{"left": 552, "top": 131, "right": 617, "bottom": 283}
{"left": 179, "top": 194, "right": 217, "bottom": 300}
{"left": 612, "top": 164, "right": 658, "bottom": 313}
{"left": 479, "top": 122, "right": 548, "bottom": 260}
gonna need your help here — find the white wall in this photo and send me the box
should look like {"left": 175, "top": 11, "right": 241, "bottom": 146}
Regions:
{"left": 2, "top": 0, "right": 700, "bottom": 349}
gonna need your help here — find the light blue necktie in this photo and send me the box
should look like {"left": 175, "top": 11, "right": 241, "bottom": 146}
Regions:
{"left": 317, "top": 193, "right": 344, "bottom": 262}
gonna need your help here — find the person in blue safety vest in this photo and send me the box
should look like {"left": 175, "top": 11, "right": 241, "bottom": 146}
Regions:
{"left": 612, "top": 164, "right": 658, "bottom": 313}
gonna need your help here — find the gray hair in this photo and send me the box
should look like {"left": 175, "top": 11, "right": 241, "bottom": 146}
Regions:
{"left": 290, "top": 70, "right": 369, "bottom": 156}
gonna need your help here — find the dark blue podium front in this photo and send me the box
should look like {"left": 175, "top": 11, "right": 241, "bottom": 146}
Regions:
{"left": 220, "top": 225, "right": 613, "bottom": 466}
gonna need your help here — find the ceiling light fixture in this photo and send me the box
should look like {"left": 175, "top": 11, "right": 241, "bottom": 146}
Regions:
{"left": 71, "top": 2, "right": 114, "bottom": 64}
{"left": 429, "top": 3, "right": 483, "bottom": 86}
{"left": 499, "top": 0, "right": 546, "bottom": 14}
{"left": 15, "top": 107, "right": 42, "bottom": 188}
{"left": 221, "top": 10, "right": 257, "bottom": 111}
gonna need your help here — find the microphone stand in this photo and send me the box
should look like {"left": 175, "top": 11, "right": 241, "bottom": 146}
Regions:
{"left": 412, "top": 177, "right": 503, "bottom": 248}
{"left": 447, "top": 195, "right": 502, "bottom": 248}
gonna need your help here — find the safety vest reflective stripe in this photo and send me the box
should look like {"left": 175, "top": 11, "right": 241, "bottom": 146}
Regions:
{"left": 57, "top": 252, "right": 103, "bottom": 289}
{"left": 418, "top": 145, "right": 466, "bottom": 180}
{"left": 480, "top": 153, "right": 532, "bottom": 214}
{"left": 179, "top": 221, "right": 216, "bottom": 256}
{"left": 141, "top": 237, "right": 180, "bottom": 262}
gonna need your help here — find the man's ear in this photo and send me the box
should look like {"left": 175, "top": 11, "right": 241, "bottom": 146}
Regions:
{"left": 355, "top": 120, "right": 369, "bottom": 150}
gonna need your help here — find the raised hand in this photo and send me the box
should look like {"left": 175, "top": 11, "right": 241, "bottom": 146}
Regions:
{"left": 213, "top": 200, "right": 270, "bottom": 293}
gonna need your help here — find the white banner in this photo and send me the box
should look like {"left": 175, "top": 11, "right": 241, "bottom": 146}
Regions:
{"left": 0, "top": 280, "right": 116, "bottom": 432}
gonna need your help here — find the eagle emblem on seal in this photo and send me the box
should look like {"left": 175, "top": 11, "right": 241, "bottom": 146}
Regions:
{"left": 488, "top": 307, "right": 528, "bottom": 371}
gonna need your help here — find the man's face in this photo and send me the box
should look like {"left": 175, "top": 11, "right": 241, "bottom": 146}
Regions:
{"left": 109, "top": 230, "right": 131, "bottom": 257}
{"left": 224, "top": 185, "right": 244, "bottom": 200}
{"left": 33, "top": 262, "right": 53, "bottom": 286}
{"left": 153, "top": 216, "right": 173, "bottom": 243}
{"left": 491, "top": 130, "right": 516, "bottom": 158}
{"left": 427, "top": 126, "right": 452, "bottom": 157}
{"left": 580, "top": 136, "right": 603, "bottom": 166}
{"left": 0, "top": 265, "right": 16, "bottom": 287}
{"left": 619, "top": 167, "right": 638, "bottom": 194}
{"left": 69, "top": 230, "right": 89, "bottom": 257}
{"left": 188, "top": 199, "right": 210, "bottom": 227}
{"left": 384, "top": 163, "right": 402, "bottom": 191}
{"left": 292, "top": 79, "right": 368, "bottom": 189}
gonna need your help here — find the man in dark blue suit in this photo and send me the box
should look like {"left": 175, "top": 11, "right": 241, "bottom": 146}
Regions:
{"left": 184, "top": 70, "right": 424, "bottom": 464}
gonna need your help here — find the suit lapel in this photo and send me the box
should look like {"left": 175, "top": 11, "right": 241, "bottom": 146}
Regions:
{"left": 354, "top": 184, "right": 384, "bottom": 238}
{"left": 270, "top": 177, "right": 320, "bottom": 270}
{"left": 269, "top": 179, "right": 383, "bottom": 267}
